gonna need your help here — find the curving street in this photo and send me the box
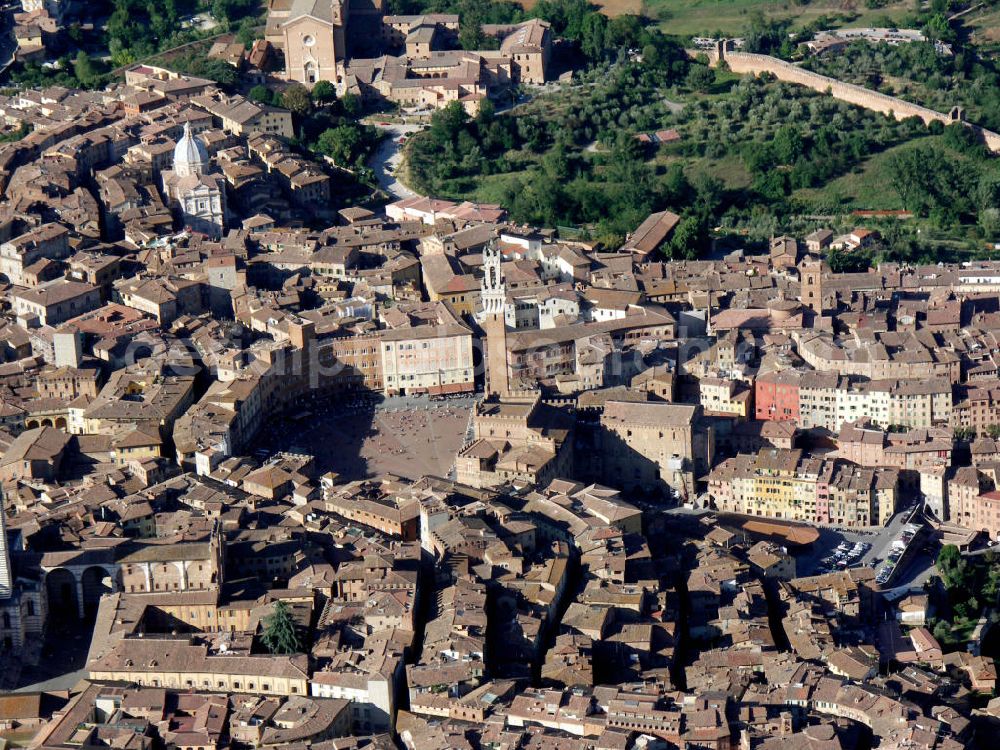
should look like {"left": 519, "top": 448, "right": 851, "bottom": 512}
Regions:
{"left": 367, "top": 121, "right": 424, "bottom": 201}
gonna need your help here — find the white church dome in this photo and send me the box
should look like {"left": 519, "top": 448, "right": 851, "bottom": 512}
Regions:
{"left": 173, "top": 122, "right": 208, "bottom": 177}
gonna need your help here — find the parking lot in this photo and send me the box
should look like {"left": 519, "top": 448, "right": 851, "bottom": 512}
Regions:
{"left": 796, "top": 508, "right": 935, "bottom": 586}
{"left": 818, "top": 537, "right": 874, "bottom": 572}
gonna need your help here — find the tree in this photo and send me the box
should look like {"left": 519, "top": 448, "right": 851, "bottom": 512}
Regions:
{"left": 661, "top": 163, "right": 691, "bottom": 205}
{"left": 742, "top": 141, "right": 775, "bottom": 175}
{"left": 983, "top": 552, "right": 1000, "bottom": 599}
{"left": 942, "top": 122, "right": 980, "bottom": 155}
{"left": 772, "top": 125, "right": 804, "bottom": 165}
{"left": 194, "top": 60, "right": 238, "bottom": 87}
{"left": 922, "top": 13, "right": 954, "bottom": 44}
{"left": 236, "top": 17, "right": 258, "bottom": 48}
{"left": 281, "top": 84, "right": 313, "bottom": 117}
{"left": 980, "top": 207, "right": 1000, "bottom": 239}
{"left": 932, "top": 619, "right": 951, "bottom": 643}
{"left": 317, "top": 125, "right": 363, "bottom": 165}
{"left": 753, "top": 170, "right": 789, "bottom": 202}
{"left": 685, "top": 65, "right": 715, "bottom": 92}
{"left": 341, "top": 93, "right": 361, "bottom": 116}
{"left": 248, "top": 85, "right": 274, "bottom": 105}
{"left": 311, "top": 80, "right": 336, "bottom": 105}
{"left": 954, "top": 426, "right": 976, "bottom": 442}
{"left": 937, "top": 544, "right": 969, "bottom": 590}
{"left": 73, "top": 51, "right": 100, "bottom": 89}
{"left": 610, "top": 131, "right": 643, "bottom": 171}
{"left": 827, "top": 248, "right": 871, "bottom": 273}
{"left": 666, "top": 216, "right": 703, "bottom": 260}
{"left": 211, "top": 0, "right": 258, "bottom": 27}
{"left": 885, "top": 143, "right": 975, "bottom": 223}
{"left": 692, "top": 173, "right": 724, "bottom": 216}
{"left": 459, "top": 20, "right": 486, "bottom": 50}
{"left": 744, "top": 13, "right": 789, "bottom": 55}
{"left": 430, "top": 101, "right": 469, "bottom": 145}
{"left": 977, "top": 173, "right": 1000, "bottom": 212}
{"left": 604, "top": 14, "right": 643, "bottom": 52}
{"left": 260, "top": 601, "right": 301, "bottom": 654}
{"left": 579, "top": 12, "right": 608, "bottom": 61}
{"left": 541, "top": 141, "right": 570, "bottom": 180}
{"left": 475, "top": 97, "right": 495, "bottom": 127}
{"left": 67, "top": 23, "right": 85, "bottom": 44}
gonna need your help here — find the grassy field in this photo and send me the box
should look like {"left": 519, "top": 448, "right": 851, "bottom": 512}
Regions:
{"left": 431, "top": 170, "right": 532, "bottom": 204}
{"left": 963, "top": 6, "right": 1000, "bottom": 46}
{"left": 792, "top": 137, "right": 932, "bottom": 211}
{"left": 652, "top": 152, "right": 752, "bottom": 190}
{"left": 644, "top": 0, "right": 914, "bottom": 36}
{"left": 793, "top": 133, "right": 1000, "bottom": 215}
{"left": 688, "top": 154, "right": 753, "bottom": 189}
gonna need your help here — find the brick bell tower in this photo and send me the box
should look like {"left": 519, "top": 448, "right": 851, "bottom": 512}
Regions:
{"left": 481, "top": 239, "right": 510, "bottom": 398}
{"left": 799, "top": 256, "right": 826, "bottom": 315}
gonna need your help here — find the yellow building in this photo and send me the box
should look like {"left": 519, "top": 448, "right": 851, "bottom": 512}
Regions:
{"left": 699, "top": 377, "right": 752, "bottom": 418}
{"left": 707, "top": 448, "right": 898, "bottom": 527}
{"left": 421, "top": 253, "right": 481, "bottom": 318}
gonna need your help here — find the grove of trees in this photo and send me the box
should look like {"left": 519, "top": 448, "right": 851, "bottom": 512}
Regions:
{"left": 407, "top": 53, "right": 707, "bottom": 250}
{"left": 406, "top": 59, "right": 946, "bottom": 255}
{"left": 929, "top": 545, "right": 1000, "bottom": 648}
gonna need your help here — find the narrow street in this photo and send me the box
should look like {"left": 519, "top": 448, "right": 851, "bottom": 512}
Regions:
{"left": 367, "top": 121, "right": 424, "bottom": 201}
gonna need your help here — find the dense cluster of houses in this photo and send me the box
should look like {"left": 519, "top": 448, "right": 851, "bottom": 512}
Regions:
{"left": 0, "top": 29, "right": 998, "bottom": 747}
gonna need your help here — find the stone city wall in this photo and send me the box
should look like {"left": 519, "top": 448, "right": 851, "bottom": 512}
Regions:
{"left": 701, "top": 47, "right": 1000, "bottom": 153}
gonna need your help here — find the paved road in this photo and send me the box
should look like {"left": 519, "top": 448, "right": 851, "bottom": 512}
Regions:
{"left": 662, "top": 97, "right": 684, "bottom": 114}
{"left": 367, "top": 122, "right": 424, "bottom": 201}
{"left": 882, "top": 550, "right": 938, "bottom": 594}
